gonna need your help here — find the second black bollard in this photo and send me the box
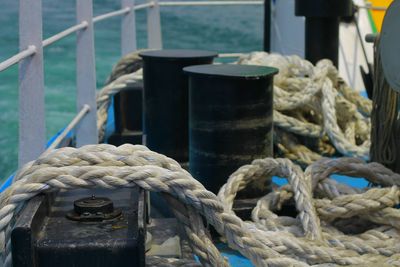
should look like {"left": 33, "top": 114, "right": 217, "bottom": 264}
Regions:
{"left": 184, "top": 64, "right": 278, "bottom": 195}
{"left": 108, "top": 83, "right": 143, "bottom": 146}
{"left": 140, "top": 50, "right": 217, "bottom": 163}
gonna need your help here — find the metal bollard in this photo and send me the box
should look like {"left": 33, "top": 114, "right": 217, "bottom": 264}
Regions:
{"left": 295, "top": 0, "right": 353, "bottom": 67}
{"left": 264, "top": 0, "right": 272, "bottom": 52}
{"left": 140, "top": 50, "right": 217, "bottom": 163}
{"left": 184, "top": 64, "right": 278, "bottom": 194}
{"left": 108, "top": 82, "right": 143, "bottom": 146}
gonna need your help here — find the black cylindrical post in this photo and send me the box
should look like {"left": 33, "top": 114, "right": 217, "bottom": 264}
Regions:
{"left": 305, "top": 18, "right": 339, "bottom": 66}
{"left": 140, "top": 50, "right": 217, "bottom": 163}
{"left": 295, "top": 0, "right": 353, "bottom": 66}
{"left": 185, "top": 64, "right": 278, "bottom": 194}
{"left": 108, "top": 83, "right": 143, "bottom": 146}
{"left": 263, "top": 0, "right": 271, "bottom": 52}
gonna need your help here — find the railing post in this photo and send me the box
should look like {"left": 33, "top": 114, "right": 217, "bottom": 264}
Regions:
{"left": 18, "top": 0, "right": 46, "bottom": 166}
{"left": 147, "top": 0, "right": 163, "bottom": 49}
{"left": 76, "top": 0, "right": 98, "bottom": 146}
{"left": 122, "top": 0, "right": 137, "bottom": 55}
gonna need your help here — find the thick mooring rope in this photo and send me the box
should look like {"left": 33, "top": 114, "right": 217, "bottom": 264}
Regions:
{"left": 96, "top": 51, "right": 372, "bottom": 166}
{"left": 2, "top": 145, "right": 400, "bottom": 266}
{"left": 237, "top": 52, "right": 371, "bottom": 165}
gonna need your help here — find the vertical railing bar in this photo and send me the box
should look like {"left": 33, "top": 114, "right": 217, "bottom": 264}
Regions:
{"left": 18, "top": 0, "right": 46, "bottom": 166}
{"left": 147, "top": 0, "right": 162, "bottom": 49}
{"left": 122, "top": 0, "right": 137, "bottom": 55}
{"left": 76, "top": 0, "right": 98, "bottom": 146}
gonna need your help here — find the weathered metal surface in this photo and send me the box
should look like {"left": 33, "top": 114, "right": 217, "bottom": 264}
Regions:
{"left": 12, "top": 188, "right": 146, "bottom": 267}
{"left": 18, "top": 0, "right": 46, "bottom": 166}
{"left": 66, "top": 195, "right": 122, "bottom": 222}
{"left": 76, "top": 0, "right": 99, "bottom": 147}
{"left": 185, "top": 64, "right": 278, "bottom": 194}
{"left": 140, "top": 50, "right": 217, "bottom": 163}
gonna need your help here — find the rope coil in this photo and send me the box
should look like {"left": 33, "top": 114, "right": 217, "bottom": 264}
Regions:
{"left": 237, "top": 52, "right": 371, "bottom": 164}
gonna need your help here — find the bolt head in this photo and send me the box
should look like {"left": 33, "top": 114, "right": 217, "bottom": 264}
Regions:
{"left": 74, "top": 196, "right": 114, "bottom": 215}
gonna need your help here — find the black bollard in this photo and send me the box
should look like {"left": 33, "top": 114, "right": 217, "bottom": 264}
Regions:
{"left": 108, "top": 83, "right": 143, "bottom": 146}
{"left": 184, "top": 64, "right": 278, "bottom": 195}
{"left": 140, "top": 50, "right": 217, "bottom": 163}
{"left": 263, "top": 0, "right": 271, "bottom": 52}
{"left": 295, "top": 0, "right": 353, "bottom": 67}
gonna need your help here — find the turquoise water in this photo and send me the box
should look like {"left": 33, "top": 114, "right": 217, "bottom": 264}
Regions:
{"left": 0, "top": 0, "right": 263, "bottom": 180}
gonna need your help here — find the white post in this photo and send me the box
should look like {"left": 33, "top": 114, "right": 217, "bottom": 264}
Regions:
{"left": 18, "top": 0, "right": 46, "bottom": 166}
{"left": 76, "top": 0, "right": 98, "bottom": 146}
{"left": 122, "top": 0, "right": 137, "bottom": 55}
{"left": 147, "top": 0, "right": 162, "bottom": 49}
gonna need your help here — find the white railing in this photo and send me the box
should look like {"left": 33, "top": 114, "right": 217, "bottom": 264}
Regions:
{"left": 45, "top": 105, "right": 91, "bottom": 152}
{"left": 0, "top": 0, "right": 263, "bottom": 166}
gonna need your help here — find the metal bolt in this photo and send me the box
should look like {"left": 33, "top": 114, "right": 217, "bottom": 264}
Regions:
{"left": 66, "top": 196, "right": 122, "bottom": 222}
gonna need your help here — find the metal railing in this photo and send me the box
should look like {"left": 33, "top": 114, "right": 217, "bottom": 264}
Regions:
{"left": 0, "top": 0, "right": 264, "bottom": 167}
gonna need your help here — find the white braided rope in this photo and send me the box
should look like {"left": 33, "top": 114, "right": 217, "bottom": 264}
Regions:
{"left": 237, "top": 52, "right": 371, "bottom": 161}
{"left": 3, "top": 145, "right": 400, "bottom": 266}
{"left": 0, "top": 145, "right": 305, "bottom": 267}
{"left": 218, "top": 157, "right": 400, "bottom": 266}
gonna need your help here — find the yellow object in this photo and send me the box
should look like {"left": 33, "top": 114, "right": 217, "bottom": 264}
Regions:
{"left": 369, "top": 0, "right": 392, "bottom": 31}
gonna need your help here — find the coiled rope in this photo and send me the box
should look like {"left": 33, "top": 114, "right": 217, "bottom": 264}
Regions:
{"left": 96, "top": 51, "right": 372, "bottom": 166}
{"left": 2, "top": 145, "right": 400, "bottom": 266}
{"left": 237, "top": 52, "right": 371, "bottom": 165}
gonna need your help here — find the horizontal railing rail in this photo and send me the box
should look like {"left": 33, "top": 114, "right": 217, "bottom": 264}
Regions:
{"left": 134, "top": 2, "right": 156, "bottom": 10}
{"left": 45, "top": 104, "right": 91, "bottom": 151}
{"left": 0, "top": 0, "right": 262, "bottom": 73}
{"left": 43, "top": 22, "right": 88, "bottom": 47}
{"left": 0, "top": 46, "right": 36, "bottom": 72}
{"left": 93, "top": 7, "right": 131, "bottom": 23}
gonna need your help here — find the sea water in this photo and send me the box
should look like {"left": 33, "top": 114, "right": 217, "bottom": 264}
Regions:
{"left": 0, "top": 0, "right": 263, "bottom": 180}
